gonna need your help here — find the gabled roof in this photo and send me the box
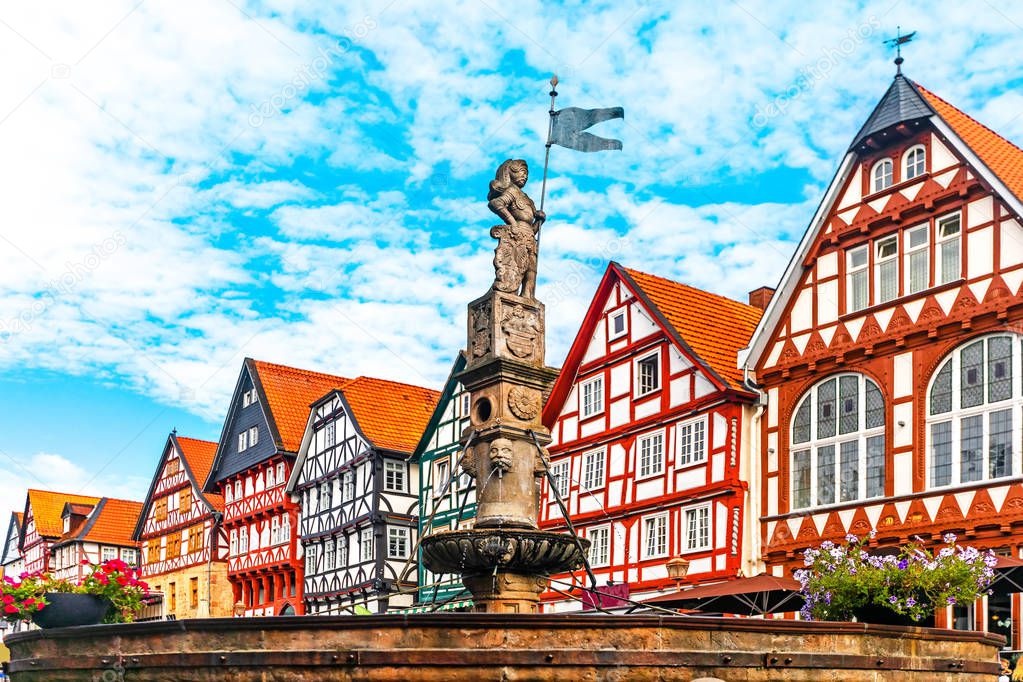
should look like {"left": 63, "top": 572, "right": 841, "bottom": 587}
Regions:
{"left": 411, "top": 352, "right": 468, "bottom": 462}
{"left": 741, "top": 75, "right": 1023, "bottom": 371}
{"left": 543, "top": 262, "right": 761, "bottom": 427}
{"left": 2, "top": 512, "right": 23, "bottom": 565}
{"left": 133, "top": 432, "right": 224, "bottom": 541}
{"left": 23, "top": 490, "right": 101, "bottom": 540}
{"left": 55, "top": 497, "right": 143, "bottom": 549}
{"left": 204, "top": 358, "right": 351, "bottom": 489}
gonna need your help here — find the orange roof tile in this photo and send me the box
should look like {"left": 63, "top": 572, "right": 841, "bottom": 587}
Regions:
{"left": 252, "top": 360, "right": 351, "bottom": 453}
{"left": 14, "top": 512, "right": 23, "bottom": 527}
{"left": 340, "top": 377, "right": 441, "bottom": 453}
{"left": 175, "top": 436, "right": 224, "bottom": 510}
{"left": 26, "top": 490, "right": 101, "bottom": 539}
{"left": 915, "top": 83, "right": 1023, "bottom": 204}
{"left": 622, "top": 266, "right": 763, "bottom": 389}
{"left": 68, "top": 498, "right": 143, "bottom": 547}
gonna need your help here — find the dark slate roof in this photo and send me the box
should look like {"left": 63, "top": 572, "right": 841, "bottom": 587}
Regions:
{"left": 849, "top": 74, "right": 934, "bottom": 150}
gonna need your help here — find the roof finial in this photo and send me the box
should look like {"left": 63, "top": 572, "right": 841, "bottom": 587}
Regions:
{"left": 884, "top": 26, "right": 916, "bottom": 76}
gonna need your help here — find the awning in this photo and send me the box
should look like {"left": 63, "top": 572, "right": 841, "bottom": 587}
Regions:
{"left": 391, "top": 599, "right": 474, "bottom": 615}
{"left": 990, "top": 556, "right": 1023, "bottom": 595}
{"left": 642, "top": 574, "right": 803, "bottom": 616}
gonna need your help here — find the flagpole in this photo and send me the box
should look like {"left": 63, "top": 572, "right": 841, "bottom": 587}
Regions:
{"left": 539, "top": 74, "right": 558, "bottom": 214}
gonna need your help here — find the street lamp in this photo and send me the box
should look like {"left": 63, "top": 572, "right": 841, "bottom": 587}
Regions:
{"left": 666, "top": 556, "right": 690, "bottom": 590}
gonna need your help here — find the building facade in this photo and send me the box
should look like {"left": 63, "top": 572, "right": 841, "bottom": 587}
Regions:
{"left": 134, "top": 432, "right": 232, "bottom": 619}
{"left": 540, "top": 263, "right": 764, "bottom": 610}
{"left": 412, "top": 353, "right": 475, "bottom": 609}
{"left": 1, "top": 512, "right": 23, "bottom": 580}
{"left": 287, "top": 377, "right": 438, "bottom": 614}
{"left": 19, "top": 490, "right": 102, "bottom": 575}
{"left": 740, "top": 74, "right": 1023, "bottom": 649}
{"left": 203, "top": 358, "right": 351, "bottom": 617}
{"left": 49, "top": 497, "right": 143, "bottom": 582}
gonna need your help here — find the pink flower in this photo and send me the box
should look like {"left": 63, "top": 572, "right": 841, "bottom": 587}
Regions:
{"left": 2, "top": 595, "right": 14, "bottom": 605}
{"left": 23, "top": 598, "right": 35, "bottom": 607}
{"left": 3, "top": 605, "right": 18, "bottom": 614}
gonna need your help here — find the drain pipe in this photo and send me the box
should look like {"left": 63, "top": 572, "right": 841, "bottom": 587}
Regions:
{"left": 743, "top": 365, "right": 767, "bottom": 578}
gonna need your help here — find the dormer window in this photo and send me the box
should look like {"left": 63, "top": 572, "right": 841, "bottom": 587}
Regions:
{"left": 871, "top": 158, "right": 893, "bottom": 192}
{"left": 903, "top": 145, "right": 926, "bottom": 180}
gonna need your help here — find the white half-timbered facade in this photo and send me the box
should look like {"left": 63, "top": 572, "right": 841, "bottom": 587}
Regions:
{"left": 49, "top": 497, "right": 143, "bottom": 582}
{"left": 19, "top": 490, "right": 102, "bottom": 575}
{"left": 287, "top": 377, "right": 439, "bottom": 614}
{"left": 540, "top": 263, "right": 765, "bottom": 611}
{"left": 1, "top": 512, "right": 24, "bottom": 579}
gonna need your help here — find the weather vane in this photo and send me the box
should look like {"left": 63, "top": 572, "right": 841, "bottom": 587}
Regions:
{"left": 884, "top": 26, "right": 916, "bottom": 75}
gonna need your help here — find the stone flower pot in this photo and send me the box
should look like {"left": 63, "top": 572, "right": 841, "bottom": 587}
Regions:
{"left": 31, "top": 593, "right": 112, "bottom": 629}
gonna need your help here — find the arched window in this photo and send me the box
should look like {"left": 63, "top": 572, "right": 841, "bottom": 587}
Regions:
{"left": 927, "top": 334, "right": 1022, "bottom": 487}
{"left": 790, "top": 373, "right": 886, "bottom": 510}
{"left": 904, "top": 145, "right": 926, "bottom": 180}
{"left": 872, "top": 158, "right": 893, "bottom": 192}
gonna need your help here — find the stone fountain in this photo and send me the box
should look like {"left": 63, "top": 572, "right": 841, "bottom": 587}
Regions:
{"left": 420, "top": 158, "right": 588, "bottom": 613}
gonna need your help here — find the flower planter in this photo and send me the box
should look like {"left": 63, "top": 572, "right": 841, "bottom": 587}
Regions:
{"left": 852, "top": 603, "right": 934, "bottom": 628}
{"left": 31, "top": 593, "right": 112, "bottom": 629}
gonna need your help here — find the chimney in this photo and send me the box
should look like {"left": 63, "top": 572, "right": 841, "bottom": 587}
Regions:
{"left": 748, "top": 286, "right": 775, "bottom": 311}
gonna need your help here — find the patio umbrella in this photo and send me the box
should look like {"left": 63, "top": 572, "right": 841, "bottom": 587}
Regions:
{"left": 990, "top": 555, "right": 1023, "bottom": 594}
{"left": 641, "top": 574, "right": 804, "bottom": 616}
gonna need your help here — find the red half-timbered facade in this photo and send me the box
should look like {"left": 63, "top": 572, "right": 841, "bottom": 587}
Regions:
{"left": 540, "top": 263, "right": 764, "bottom": 610}
{"left": 740, "top": 73, "right": 1023, "bottom": 650}
{"left": 203, "top": 358, "right": 349, "bottom": 617}
{"left": 134, "top": 432, "right": 231, "bottom": 619}
{"left": 49, "top": 497, "right": 143, "bottom": 582}
{"left": 19, "top": 490, "right": 101, "bottom": 575}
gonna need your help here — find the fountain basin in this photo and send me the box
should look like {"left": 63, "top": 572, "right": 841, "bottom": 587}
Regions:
{"left": 421, "top": 528, "right": 588, "bottom": 576}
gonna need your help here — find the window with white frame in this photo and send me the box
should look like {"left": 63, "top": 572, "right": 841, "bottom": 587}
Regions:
{"left": 320, "top": 481, "right": 332, "bottom": 509}
{"left": 276, "top": 462, "right": 286, "bottom": 483}
{"left": 336, "top": 535, "right": 347, "bottom": 566}
{"left": 677, "top": 416, "right": 707, "bottom": 466}
{"left": 642, "top": 513, "right": 668, "bottom": 559}
{"left": 905, "top": 224, "right": 929, "bottom": 295}
{"left": 846, "top": 245, "right": 869, "bottom": 313}
{"left": 581, "top": 449, "right": 606, "bottom": 491}
{"left": 234, "top": 480, "right": 242, "bottom": 499}
{"left": 306, "top": 545, "right": 317, "bottom": 573}
{"left": 101, "top": 546, "right": 117, "bottom": 562}
{"left": 229, "top": 529, "right": 238, "bottom": 556}
{"left": 903, "top": 145, "right": 926, "bottom": 180}
{"left": 637, "top": 431, "right": 664, "bottom": 478}
{"left": 580, "top": 376, "right": 604, "bottom": 418}
{"left": 280, "top": 514, "right": 290, "bottom": 543}
{"left": 384, "top": 460, "right": 406, "bottom": 492}
{"left": 790, "top": 373, "right": 886, "bottom": 510}
{"left": 270, "top": 516, "right": 280, "bottom": 545}
{"left": 875, "top": 234, "right": 898, "bottom": 304}
{"left": 608, "top": 310, "right": 627, "bottom": 340}
{"left": 342, "top": 470, "right": 355, "bottom": 502}
{"left": 325, "top": 421, "right": 336, "bottom": 448}
{"left": 388, "top": 526, "right": 409, "bottom": 559}
{"left": 872, "top": 158, "right": 893, "bottom": 192}
{"left": 936, "top": 212, "right": 962, "bottom": 285}
{"left": 635, "top": 352, "right": 660, "bottom": 397}
{"left": 434, "top": 460, "right": 450, "bottom": 497}
{"left": 121, "top": 548, "right": 138, "bottom": 565}
{"left": 360, "top": 528, "right": 373, "bottom": 562}
{"left": 549, "top": 459, "right": 570, "bottom": 498}
{"left": 243, "top": 389, "right": 252, "bottom": 407}
{"left": 265, "top": 466, "right": 275, "bottom": 489}
{"left": 682, "top": 505, "right": 711, "bottom": 552}
{"left": 928, "top": 335, "right": 1022, "bottom": 488}
{"left": 239, "top": 527, "right": 250, "bottom": 553}
{"left": 248, "top": 426, "right": 259, "bottom": 447}
{"left": 225, "top": 485, "right": 233, "bottom": 504}
{"left": 324, "top": 538, "right": 335, "bottom": 571}
{"left": 461, "top": 393, "right": 471, "bottom": 418}
{"left": 237, "top": 432, "right": 247, "bottom": 452}
{"left": 588, "top": 525, "right": 610, "bottom": 567}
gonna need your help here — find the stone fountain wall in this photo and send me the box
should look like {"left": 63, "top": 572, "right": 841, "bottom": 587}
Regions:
{"left": 4, "top": 614, "right": 1002, "bottom": 681}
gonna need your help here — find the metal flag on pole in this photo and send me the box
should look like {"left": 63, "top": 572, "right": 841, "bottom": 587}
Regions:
{"left": 883, "top": 26, "right": 916, "bottom": 74}
{"left": 538, "top": 75, "right": 624, "bottom": 213}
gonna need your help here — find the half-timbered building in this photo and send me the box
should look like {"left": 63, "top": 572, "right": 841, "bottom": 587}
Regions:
{"left": 411, "top": 353, "right": 475, "bottom": 609}
{"left": 19, "top": 490, "right": 101, "bottom": 575}
{"left": 1, "top": 512, "right": 24, "bottom": 580}
{"left": 287, "top": 376, "right": 439, "bottom": 614}
{"left": 203, "top": 358, "right": 350, "bottom": 617}
{"left": 540, "top": 262, "right": 764, "bottom": 610}
{"left": 49, "top": 497, "right": 143, "bottom": 582}
{"left": 739, "top": 72, "right": 1023, "bottom": 648}
{"left": 134, "top": 432, "right": 232, "bottom": 619}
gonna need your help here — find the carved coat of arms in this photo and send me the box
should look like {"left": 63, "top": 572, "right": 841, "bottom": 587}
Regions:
{"left": 500, "top": 306, "right": 540, "bottom": 359}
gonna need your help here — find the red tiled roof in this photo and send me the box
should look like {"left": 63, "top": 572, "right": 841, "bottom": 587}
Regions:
{"left": 340, "top": 377, "right": 441, "bottom": 453}
{"left": 176, "top": 436, "right": 223, "bottom": 510}
{"left": 72, "top": 498, "right": 143, "bottom": 547}
{"left": 915, "top": 83, "right": 1023, "bottom": 205}
{"left": 622, "top": 266, "right": 763, "bottom": 389}
{"left": 252, "top": 360, "right": 351, "bottom": 452}
{"left": 26, "top": 490, "right": 101, "bottom": 538}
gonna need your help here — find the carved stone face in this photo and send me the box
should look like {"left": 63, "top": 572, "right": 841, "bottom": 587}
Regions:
{"left": 511, "top": 165, "right": 527, "bottom": 188}
{"left": 489, "top": 438, "right": 514, "bottom": 472}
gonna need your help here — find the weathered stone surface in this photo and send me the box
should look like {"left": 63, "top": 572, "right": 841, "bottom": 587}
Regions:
{"left": 3, "top": 614, "right": 1002, "bottom": 681}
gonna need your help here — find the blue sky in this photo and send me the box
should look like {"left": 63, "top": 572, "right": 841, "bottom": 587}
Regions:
{"left": 2, "top": 0, "right": 1023, "bottom": 517}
